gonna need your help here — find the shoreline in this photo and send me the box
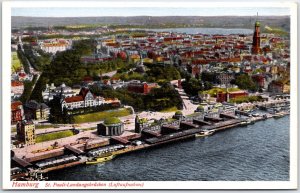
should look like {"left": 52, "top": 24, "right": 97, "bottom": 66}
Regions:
{"left": 11, "top": 111, "right": 289, "bottom": 181}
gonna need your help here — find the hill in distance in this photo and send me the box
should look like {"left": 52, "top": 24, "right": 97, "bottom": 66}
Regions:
{"left": 12, "top": 16, "right": 290, "bottom": 31}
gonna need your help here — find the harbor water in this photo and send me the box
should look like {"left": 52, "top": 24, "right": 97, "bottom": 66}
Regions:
{"left": 48, "top": 115, "right": 290, "bottom": 181}
{"left": 143, "top": 27, "right": 253, "bottom": 35}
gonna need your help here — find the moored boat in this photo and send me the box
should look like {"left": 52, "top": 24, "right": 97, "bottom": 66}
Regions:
{"left": 86, "top": 154, "right": 115, "bottom": 164}
{"left": 273, "top": 112, "right": 286, "bottom": 119}
{"left": 195, "top": 129, "right": 215, "bottom": 137}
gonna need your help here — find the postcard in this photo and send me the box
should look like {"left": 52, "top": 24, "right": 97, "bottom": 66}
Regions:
{"left": 1, "top": 0, "right": 298, "bottom": 190}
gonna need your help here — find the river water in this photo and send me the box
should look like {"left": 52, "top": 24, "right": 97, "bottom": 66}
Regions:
{"left": 143, "top": 27, "right": 253, "bottom": 35}
{"left": 48, "top": 115, "right": 289, "bottom": 181}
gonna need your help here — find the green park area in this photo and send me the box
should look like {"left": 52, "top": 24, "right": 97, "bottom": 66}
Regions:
{"left": 11, "top": 52, "right": 22, "bottom": 73}
{"left": 36, "top": 130, "right": 74, "bottom": 143}
{"left": 201, "top": 87, "right": 241, "bottom": 97}
{"left": 73, "top": 108, "right": 132, "bottom": 124}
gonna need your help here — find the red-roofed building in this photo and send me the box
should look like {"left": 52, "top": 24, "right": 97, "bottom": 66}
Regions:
{"left": 127, "top": 80, "right": 158, "bottom": 94}
{"left": 216, "top": 90, "right": 249, "bottom": 102}
{"left": 252, "top": 74, "right": 266, "bottom": 88}
{"left": 11, "top": 81, "right": 24, "bottom": 95}
{"left": 11, "top": 101, "right": 23, "bottom": 124}
{"left": 61, "top": 87, "right": 115, "bottom": 110}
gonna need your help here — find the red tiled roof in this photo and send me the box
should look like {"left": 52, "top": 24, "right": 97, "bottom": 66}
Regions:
{"left": 11, "top": 101, "right": 22, "bottom": 111}
{"left": 64, "top": 96, "right": 84, "bottom": 103}
{"left": 11, "top": 81, "right": 24, "bottom": 87}
{"left": 18, "top": 73, "right": 26, "bottom": 77}
{"left": 79, "top": 87, "right": 90, "bottom": 98}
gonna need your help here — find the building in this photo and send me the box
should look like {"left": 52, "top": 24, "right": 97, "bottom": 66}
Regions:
{"left": 11, "top": 101, "right": 23, "bottom": 124}
{"left": 268, "top": 81, "right": 290, "bottom": 94}
{"left": 252, "top": 21, "right": 262, "bottom": 54}
{"left": 194, "top": 105, "right": 205, "bottom": 113}
{"left": 11, "top": 81, "right": 24, "bottom": 99}
{"left": 216, "top": 90, "right": 249, "bottom": 103}
{"left": 61, "top": 87, "right": 106, "bottom": 110}
{"left": 97, "top": 117, "right": 124, "bottom": 136}
{"left": 42, "top": 83, "right": 77, "bottom": 102}
{"left": 216, "top": 73, "right": 234, "bottom": 86}
{"left": 173, "top": 111, "right": 184, "bottom": 120}
{"left": 16, "top": 120, "right": 35, "bottom": 145}
{"left": 127, "top": 80, "right": 158, "bottom": 94}
{"left": 39, "top": 39, "right": 72, "bottom": 54}
{"left": 252, "top": 74, "right": 266, "bottom": 88}
{"left": 24, "top": 100, "right": 50, "bottom": 120}
{"left": 134, "top": 115, "right": 150, "bottom": 133}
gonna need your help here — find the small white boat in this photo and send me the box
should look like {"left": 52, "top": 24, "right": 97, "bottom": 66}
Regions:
{"left": 196, "top": 129, "right": 215, "bottom": 137}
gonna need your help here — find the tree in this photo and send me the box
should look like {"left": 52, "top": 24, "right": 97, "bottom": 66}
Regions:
{"left": 201, "top": 71, "right": 216, "bottom": 83}
{"left": 235, "top": 74, "right": 257, "bottom": 92}
{"left": 182, "top": 78, "right": 203, "bottom": 96}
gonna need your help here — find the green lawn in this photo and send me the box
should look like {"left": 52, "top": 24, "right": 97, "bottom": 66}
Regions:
{"left": 11, "top": 52, "right": 22, "bottom": 73}
{"left": 36, "top": 124, "right": 57, "bottom": 129}
{"left": 73, "top": 108, "right": 132, "bottom": 124}
{"left": 36, "top": 130, "right": 74, "bottom": 143}
{"left": 160, "top": 106, "right": 178, "bottom": 113}
{"left": 11, "top": 124, "right": 58, "bottom": 133}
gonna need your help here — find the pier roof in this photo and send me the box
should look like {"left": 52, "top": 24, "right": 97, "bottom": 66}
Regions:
{"left": 64, "top": 145, "right": 84, "bottom": 155}
{"left": 12, "top": 157, "right": 32, "bottom": 168}
{"left": 111, "top": 136, "right": 130, "bottom": 144}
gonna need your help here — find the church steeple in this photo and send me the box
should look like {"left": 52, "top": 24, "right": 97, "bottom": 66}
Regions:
{"left": 252, "top": 13, "right": 262, "bottom": 55}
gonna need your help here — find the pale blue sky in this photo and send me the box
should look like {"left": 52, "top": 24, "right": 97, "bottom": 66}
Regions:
{"left": 12, "top": 7, "right": 290, "bottom": 17}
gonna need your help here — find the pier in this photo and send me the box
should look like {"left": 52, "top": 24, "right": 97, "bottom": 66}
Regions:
{"left": 10, "top": 109, "right": 289, "bottom": 180}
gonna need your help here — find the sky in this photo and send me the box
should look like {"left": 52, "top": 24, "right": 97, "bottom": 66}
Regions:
{"left": 12, "top": 7, "right": 290, "bottom": 17}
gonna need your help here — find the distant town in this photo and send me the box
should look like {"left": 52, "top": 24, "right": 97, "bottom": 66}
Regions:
{"left": 10, "top": 17, "right": 290, "bottom": 181}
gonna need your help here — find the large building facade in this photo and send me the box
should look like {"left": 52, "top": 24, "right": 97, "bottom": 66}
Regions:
{"left": 24, "top": 100, "right": 50, "bottom": 121}
{"left": 16, "top": 120, "right": 36, "bottom": 145}
{"left": 11, "top": 101, "right": 23, "bottom": 124}
{"left": 61, "top": 87, "right": 105, "bottom": 110}
{"left": 216, "top": 90, "right": 249, "bottom": 103}
{"left": 127, "top": 80, "right": 158, "bottom": 94}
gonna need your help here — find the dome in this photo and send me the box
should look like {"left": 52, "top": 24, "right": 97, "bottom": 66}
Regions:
{"left": 175, "top": 111, "right": 183, "bottom": 115}
{"left": 255, "top": 21, "right": 260, "bottom": 27}
{"left": 197, "top": 105, "right": 204, "bottom": 110}
{"left": 104, "top": 117, "right": 121, "bottom": 125}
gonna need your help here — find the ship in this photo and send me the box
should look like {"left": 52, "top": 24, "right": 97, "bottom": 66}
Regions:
{"left": 239, "top": 120, "right": 253, "bottom": 126}
{"left": 195, "top": 129, "right": 215, "bottom": 137}
{"left": 273, "top": 112, "right": 286, "bottom": 119}
{"left": 86, "top": 154, "right": 115, "bottom": 165}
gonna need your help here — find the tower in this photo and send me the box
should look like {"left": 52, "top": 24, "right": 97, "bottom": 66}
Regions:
{"left": 135, "top": 115, "right": 141, "bottom": 133}
{"left": 252, "top": 19, "right": 261, "bottom": 55}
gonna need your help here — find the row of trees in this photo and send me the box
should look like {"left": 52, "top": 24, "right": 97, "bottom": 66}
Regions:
{"left": 23, "top": 44, "right": 52, "bottom": 71}
{"left": 19, "top": 75, "right": 38, "bottom": 103}
{"left": 17, "top": 46, "right": 30, "bottom": 74}
{"left": 182, "top": 71, "right": 259, "bottom": 97}
{"left": 90, "top": 83, "right": 183, "bottom": 112}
